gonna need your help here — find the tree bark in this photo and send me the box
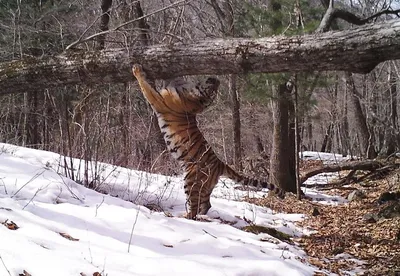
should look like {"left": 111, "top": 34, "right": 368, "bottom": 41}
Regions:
{"left": 26, "top": 91, "right": 39, "bottom": 148}
{"left": 320, "top": 123, "right": 333, "bottom": 152}
{"left": 340, "top": 83, "right": 351, "bottom": 156}
{"left": 346, "top": 72, "right": 377, "bottom": 159}
{"left": 287, "top": 82, "right": 297, "bottom": 194}
{"left": 97, "top": 0, "right": 113, "bottom": 50}
{"left": 385, "top": 68, "right": 398, "bottom": 156}
{"left": 269, "top": 82, "right": 296, "bottom": 193}
{"left": 1, "top": 19, "right": 400, "bottom": 94}
{"left": 229, "top": 74, "right": 242, "bottom": 170}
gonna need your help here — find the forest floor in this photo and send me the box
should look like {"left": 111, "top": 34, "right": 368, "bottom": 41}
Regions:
{"left": 0, "top": 143, "right": 323, "bottom": 276}
{"left": 0, "top": 143, "right": 399, "bottom": 275}
{"left": 247, "top": 160, "right": 400, "bottom": 276}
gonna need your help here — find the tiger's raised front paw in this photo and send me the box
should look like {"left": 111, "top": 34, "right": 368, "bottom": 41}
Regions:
{"left": 132, "top": 64, "right": 145, "bottom": 79}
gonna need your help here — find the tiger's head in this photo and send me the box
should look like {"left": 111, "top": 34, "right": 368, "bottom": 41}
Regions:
{"left": 165, "top": 77, "right": 220, "bottom": 114}
{"left": 191, "top": 77, "right": 220, "bottom": 113}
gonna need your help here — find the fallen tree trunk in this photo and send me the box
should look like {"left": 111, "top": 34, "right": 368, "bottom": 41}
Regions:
{"left": 300, "top": 160, "right": 385, "bottom": 184}
{"left": 1, "top": 19, "right": 400, "bottom": 95}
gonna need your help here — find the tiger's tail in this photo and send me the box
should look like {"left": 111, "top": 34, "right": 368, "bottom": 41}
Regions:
{"left": 223, "top": 165, "right": 285, "bottom": 199}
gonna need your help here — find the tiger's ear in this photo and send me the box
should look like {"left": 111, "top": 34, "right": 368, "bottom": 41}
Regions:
{"left": 206, "top": 77, "right": 220, "bottom": 88}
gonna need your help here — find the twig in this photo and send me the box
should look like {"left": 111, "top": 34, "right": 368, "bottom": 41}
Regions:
{"left": 128, "top": 205, "right": 141, "bottom": 253}
{"left": 11, "top": 171, "right": 44, "bottom": 198}
{"left": 51, "top": 167, "right": 83, "bottom": 202}
{"left": 0, "top": 255, "right": 12, "bottom": 276}
{"left": 95, "top": 196, "right": 105, "bottom": 217}
{"left": 66, "top": 1, "right": 127, "bottom": 51}
{"left": 150, "top": 149, "right": 168, "bottom": 172}
{"left": 66, "top": 0, "right": 192, "bottom": 50}
{"left": 22, "top": 185, "right": 49, "bottom": 210}
{"left": 0, "top": 178, "right": 7, "bottom": 195}
{"left": 202, "top": 229, "right": 218, "bottom": 239}
{"left": 355, "top": 165, "right": 397, "bottom": 182}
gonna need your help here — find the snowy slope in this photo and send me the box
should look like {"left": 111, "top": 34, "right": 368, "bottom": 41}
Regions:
{"left": 0, "top": 143, "right": 336, "bottom": 276}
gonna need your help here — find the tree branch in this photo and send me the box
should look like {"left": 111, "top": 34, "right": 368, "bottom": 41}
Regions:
{"left": 1, "top": 19, "right": 400, "bottom": 95}
{"left": 335, "top": 8, "right": 400, "bottom": 25}
{"left": 65, "top": 0, "right": 191, "bottom": 50}
{"left": 300, "top": 160, "right": 384, "bottom": 184}
{"left": 317, "top": 4, "right": 400, "bottom": 32}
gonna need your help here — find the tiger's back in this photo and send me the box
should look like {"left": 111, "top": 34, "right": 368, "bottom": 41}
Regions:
{"left": 132, "top": 65, "right": 284, "bottom": 219}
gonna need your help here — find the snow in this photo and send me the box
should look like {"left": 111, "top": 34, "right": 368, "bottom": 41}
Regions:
{"left": 301, "top": 151, "right": 351, "bottom": 205}
{"left": 0, "top": 143, "right": 345, "bottom": 276}
{"left": 302, "top": 151, "right": 350, "bottom": 163}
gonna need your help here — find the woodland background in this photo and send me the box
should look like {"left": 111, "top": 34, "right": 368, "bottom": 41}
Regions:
{"left": 0, "top": 0, "right": 399, "bottom": 187}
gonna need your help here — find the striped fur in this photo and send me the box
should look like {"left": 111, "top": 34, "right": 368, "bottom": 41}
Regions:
{"left": 132, "top": 64, "right": 284, "bottom": 219}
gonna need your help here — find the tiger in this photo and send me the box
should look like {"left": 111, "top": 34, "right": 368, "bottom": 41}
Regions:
{"left": 132, "top": 64, "right": 284, "bottom": 219}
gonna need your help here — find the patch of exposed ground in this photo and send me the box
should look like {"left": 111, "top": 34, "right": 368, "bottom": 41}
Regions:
{"left": 245, "top": 162, "right": 400, "bottom": 276}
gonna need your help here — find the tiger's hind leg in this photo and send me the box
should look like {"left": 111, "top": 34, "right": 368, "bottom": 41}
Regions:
{"left": 183, "top": 169, "right": 216, "bottom": 219}
{"left": 184, "top": 180, "right": 212, "bottom": 219}
{"left": 184, "top": 189, "right": 212, "bottom": 219}
{"left": 199, "top": 198, "right": 212, "bottom": 215}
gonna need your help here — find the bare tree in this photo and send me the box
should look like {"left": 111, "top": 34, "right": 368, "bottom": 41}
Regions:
{"left": 269, "top": 82, "right": 296, "bottom": 193}
{"left": 97, "top": 0, "right": 113, "bottom": 50}
{"left": 346, "top": 72, "right": 377, "bottom": 158}
{"left": 316, "top": 0, "right": 400, "bottom": 159}
{"left": 267, "top": 0, "right": 296, "bottom": 194}
{"left": 210, "top": 0, "right": 242, "bottom": 170}
{"left": 386, "top": 64, "right": 399, "bottom": 156}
